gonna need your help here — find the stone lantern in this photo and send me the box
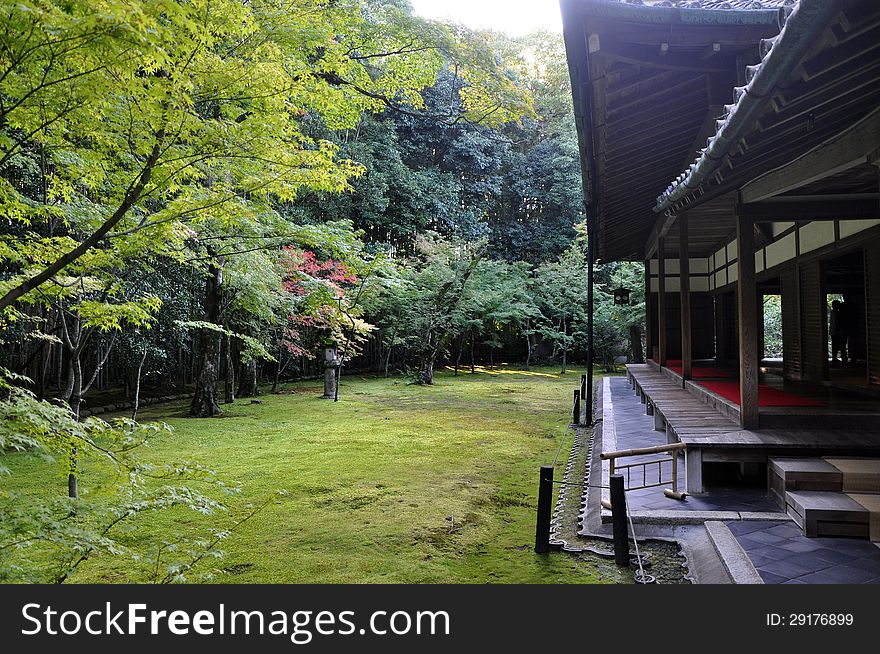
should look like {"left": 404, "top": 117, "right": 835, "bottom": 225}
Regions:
{"left": 322, "top": 340, "right": 341, "bottom": 400}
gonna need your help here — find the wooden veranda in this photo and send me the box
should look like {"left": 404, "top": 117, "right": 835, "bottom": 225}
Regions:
{"left": 627, "top": 364, "right": 880, "bottom": 492}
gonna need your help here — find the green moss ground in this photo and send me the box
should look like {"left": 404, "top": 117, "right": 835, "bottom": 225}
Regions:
{"left": 5, "top": 365, "right": 615, "bottom": 584}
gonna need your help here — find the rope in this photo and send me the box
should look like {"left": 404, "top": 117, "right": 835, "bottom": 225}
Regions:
{"left": 550, "top": 393, "right": 580, "bottom": 468}
{"left": 551, "top": 425, "right": 574, "bottom": 468}
{"left": 626, "top": 501, "right": 648, "bottom": 584}
{"left": 551, "top": 480, "right": 609, "bottom": 489}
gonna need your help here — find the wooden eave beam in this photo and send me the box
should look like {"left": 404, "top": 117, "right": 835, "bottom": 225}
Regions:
{"left": 741, "top": 106, "right": 880, "bottom": 203}
{"left": 606, "top": 75, "right": 706, "bottom": 115}
{"left": 599, "top": 41, "right": 738, "bottom": 74}
{"left": 738, "top": 195, "right": 880, "bottom": 221}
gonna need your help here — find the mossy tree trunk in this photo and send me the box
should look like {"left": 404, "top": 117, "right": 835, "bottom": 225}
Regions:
{"left": 190, "top": 258, "right": 223, "bottom": 418}
{"left": 237, "top": 358, "right": 258, "bottom": 397}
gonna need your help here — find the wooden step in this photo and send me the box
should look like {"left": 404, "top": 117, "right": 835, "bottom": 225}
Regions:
{"left": 785, "top": 490, "right": 870, "bottom": 539}
{"left": 847, "top": 494, "right": 880, "bottom": 542}
{"left": 768, "top": 457, "right": 843, "bottom": 509}
{"left": 823, "top": 458, "right": 880, "bottom": 494}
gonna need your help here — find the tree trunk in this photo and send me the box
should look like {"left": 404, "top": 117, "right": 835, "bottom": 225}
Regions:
{"left": 561, "top": 317, "right": 568, "bottom": 374}
{"left": 383, "top": 321, "right": 399, "bottom": 378}
{"left": 131, "top": 344, "right": 148, "bottom": 421}
{"left": 67, "top": 355, "right": 82, "bottom": 500}
{"left": 470, "top": 328, "right": 475, "bottom": 373}
{"left": 272, "top": 350, "right": 283, "bottom": 393}
{"left": 237, "top": 358, "right": 258, "bottom": 397}
{"left": 54, "top": 334, "right": 63, "bottom": 391}
{"left": 384, "top": 346, "right": 393, "bottom": 378}
{"left": 423, "top": 358, "right": 434, "bottom": 385}
{"left": 454, "top": 333, "right": 465, "bottom": 376}
{"left": 39, "top": 340, "right": 49, "bottom": 399}
{"left": 629, "top": 324, "right": 645, "bottom": 364}
{"left": 524, "top": 321, "right": 532, "bottom": 371}
{"left": 190, "top": 258, "right": 224, "bottom": 418}
{"left": 223, "top": 331, "right": 235, "bottom": 403}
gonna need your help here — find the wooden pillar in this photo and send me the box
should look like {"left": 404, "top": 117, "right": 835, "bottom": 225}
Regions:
{"left": 679, "top": 214, "right": 692, "bottom": 382}
{"left": 799, "top": 260, "right": 826, "bottom": 383}
{"left": 780, "top": 267, "right": 802, "bottom": 381}
{"left": 644, "top": 259, "right": 653, "bottom": 361}
{"left": 866, "top": 243, "right": 880, "bottom": 386}
{"left": 585, "top": 211, "right": 596, "bottom": 425}
{"left": 736, "top": 207, "right": 759, "bottom": 430}
{"left": 657, "top": 237, "right": 668, "bottom": 367}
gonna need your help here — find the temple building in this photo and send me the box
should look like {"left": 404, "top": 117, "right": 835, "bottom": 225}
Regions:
{"left": 561, "top": 0, "right": 880, "bottom": 536}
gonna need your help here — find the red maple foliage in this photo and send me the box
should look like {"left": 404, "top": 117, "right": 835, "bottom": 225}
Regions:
{"left": 277, "top": 247, "right": 359, "bottom": 358}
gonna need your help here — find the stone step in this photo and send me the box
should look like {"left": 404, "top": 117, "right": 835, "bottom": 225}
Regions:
{"left": 784, "top": 490, "right": 870, "bottom": 539}
{"left": 823, "top": 458, "right": 880, "bottom": 494}
{"left": 769, "top": 456, "right": 880, "bottom": 510}
{"left": 768, "top": 457, "right": 843, "bottom": 509}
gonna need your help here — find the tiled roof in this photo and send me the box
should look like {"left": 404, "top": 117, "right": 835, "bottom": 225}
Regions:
{"left": 609, "top": 0, "right": 795, "bottom": 8}
{"left": 653, "top": 0, "right": 844, "bottom": 214}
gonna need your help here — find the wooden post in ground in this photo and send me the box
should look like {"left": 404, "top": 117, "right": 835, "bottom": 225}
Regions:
{"left": 534, "top": 465, "right": 554, "bottom": 553}
{"left": 736, "top": 203, "right": 759, "bottom": 429}
{"left": 644, "top": 259, "right": 653, "bottom": 361}
{"left": 679, "top": 213, "right": 692, "bottom": 384}
{"left": 657, "top": 237, "right": 668, "bottom": 367}
{"left": 610, "top": 474, "right": 630, "bottom": 566}
{"left": 572, "top": 389, "right": 581, "bottom": 426}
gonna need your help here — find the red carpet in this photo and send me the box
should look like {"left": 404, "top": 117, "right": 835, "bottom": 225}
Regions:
{"left": 666, "top": 365, "right": 735, "bottom": 379}
{"left": 698, "top": 381, "right": 825, "bottom": 407}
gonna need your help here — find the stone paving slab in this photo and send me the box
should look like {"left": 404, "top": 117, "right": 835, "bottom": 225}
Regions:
{"left": 727, "top": 520, "right": 880, "bottom": 584}
{"left": 602, "top": 375, "right": 880, "bottom": 583}
{"left": 705, "top": 521, "right": 763, "bottom": 584}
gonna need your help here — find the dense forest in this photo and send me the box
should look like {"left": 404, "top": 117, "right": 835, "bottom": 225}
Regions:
{"left": 0, "top": 0, "right": 644, "bottom": 416}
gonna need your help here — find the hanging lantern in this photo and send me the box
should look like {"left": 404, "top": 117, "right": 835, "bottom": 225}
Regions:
{"left": 613, "top": 287, "right": 631, "bottom": 306}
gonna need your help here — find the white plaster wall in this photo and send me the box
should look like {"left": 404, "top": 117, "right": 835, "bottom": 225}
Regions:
{"left": 691, "top": 258, "right": 710, "bottom": 274}
{"left": 765, "top": 232, "right": 796, "bottom": 269}
{"left": 799, "top": 221, "right": 835, "bottom": 254}
{"left": 772, "top": 221, "right": 795, "bottom": 238}
{"left": 840, "top": 219, "right": 880, "bottom": 239}
{"left": 692, "top": 276, "right": 710, "bottom": 292}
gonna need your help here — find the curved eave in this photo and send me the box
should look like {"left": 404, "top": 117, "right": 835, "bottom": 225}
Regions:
{"left": 573, "top": 1, "right": 787, "bottom": 27}
{"left": 561, "top": 0, "right": 786, "bottom": 260}
{"left": 654, "top": 0, "right": 845, "bottom": 214}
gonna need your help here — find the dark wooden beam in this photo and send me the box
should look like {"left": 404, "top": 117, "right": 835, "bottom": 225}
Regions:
{"left": 657, "top": 237, "right": 667, "bottom": 367}
{"left": 736, "top": 206, "right": 759, "bottom": 430}
{"left": 699, "top": 42, "right": 722, "bottom": 60}
{"left": 598, "top": 40, "right": 737, "bottom": 73}
{"left": 606, "top": 75, "right": 705, "bottom": 116}
{"left": 679, "top": 214, "right": 692, "bottom": 384}
{"left": 607, "top": 69, "right": 678, "bottom": 100}
{"left": 741, "top": 107, "right": 880, "bottom": 203}
{"left": 738, "top": 195, "right": 880, "bottom": 221}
